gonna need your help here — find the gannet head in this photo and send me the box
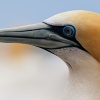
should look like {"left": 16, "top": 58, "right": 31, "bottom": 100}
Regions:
{"left": 0, "top": 10, "right": 100, "bottom": 62}
{"left": 44, "top": 10, "right": 100, "bottom": 62}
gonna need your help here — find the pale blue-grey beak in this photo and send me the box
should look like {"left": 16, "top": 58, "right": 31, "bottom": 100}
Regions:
{"left": 0, "top": 22, "right": 78, "bottom": 49}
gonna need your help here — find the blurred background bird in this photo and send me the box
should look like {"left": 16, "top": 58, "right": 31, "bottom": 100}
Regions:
{"left": 0, "top": 0, "right": 100, "bottom": 100}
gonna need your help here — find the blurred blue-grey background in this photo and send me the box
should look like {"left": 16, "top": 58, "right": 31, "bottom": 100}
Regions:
{"left": 0, "top": 0, "right": 99, "bottom": 28}
{"left": 0, "top": 0, "right": 99, "bottom": 100}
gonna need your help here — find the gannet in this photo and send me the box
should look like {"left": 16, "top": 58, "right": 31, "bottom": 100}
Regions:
{"left": 0, "top": 10, "right": 100, "bottom": 100}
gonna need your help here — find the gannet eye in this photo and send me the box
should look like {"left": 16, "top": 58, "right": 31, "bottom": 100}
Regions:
{"left": 62, "top": 25, "right": 75, "bottom": 38}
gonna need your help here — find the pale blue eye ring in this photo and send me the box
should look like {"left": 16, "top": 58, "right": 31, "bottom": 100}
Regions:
{"left": 62, "top": 25, "right": 75, "bottom": 38}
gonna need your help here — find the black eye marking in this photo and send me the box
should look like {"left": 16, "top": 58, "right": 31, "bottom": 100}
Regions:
{"left": 43, "top": 22, "right": 76, "bottom": 39}
{"left": 62, "top": 25, "right": 76, "bottom": 38}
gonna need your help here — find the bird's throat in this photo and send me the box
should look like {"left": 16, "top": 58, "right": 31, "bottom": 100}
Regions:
{"left": 49, "top": 47, "right": 100, "bottom": 100}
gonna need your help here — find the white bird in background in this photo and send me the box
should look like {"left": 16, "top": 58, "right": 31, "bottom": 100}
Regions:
{"left": 0, "top": 43, "right": 66, "bottom": 100}
{"left": 0, "top": 10, "right": 100, "bottom": 100}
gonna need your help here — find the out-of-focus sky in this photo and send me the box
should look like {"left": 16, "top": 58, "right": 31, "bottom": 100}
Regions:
{"left": 0, "top": 0, "right": 99, "bottom": 28}
{"left": 0, "top": 0, "right": 99, "bottom": 100}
